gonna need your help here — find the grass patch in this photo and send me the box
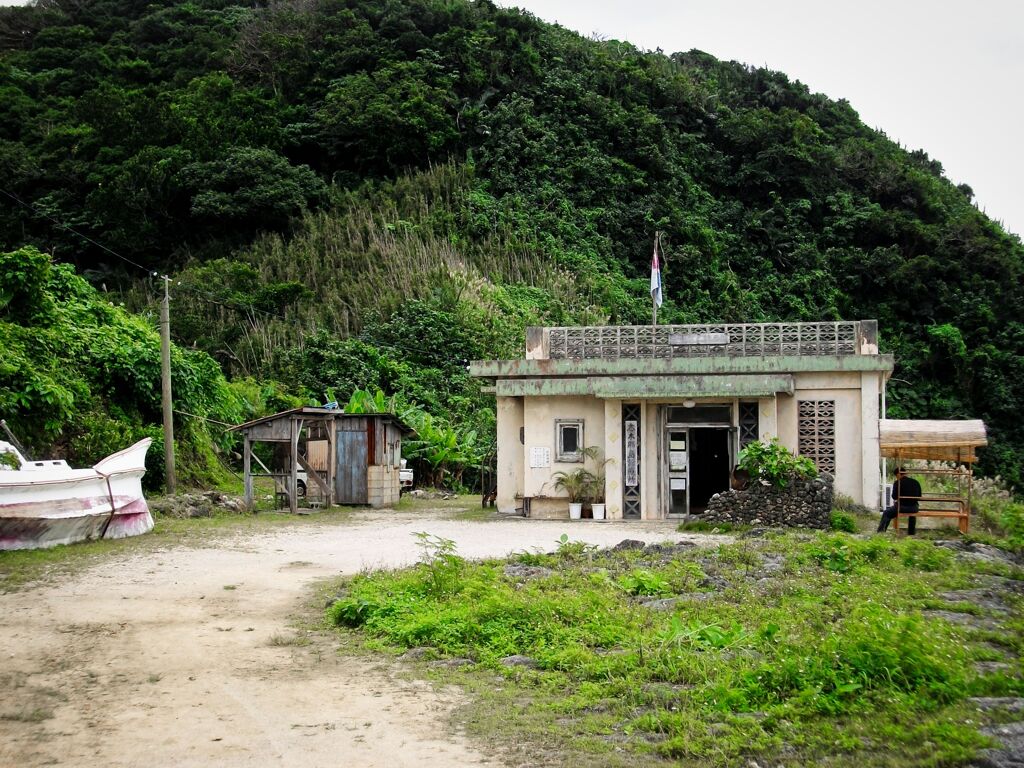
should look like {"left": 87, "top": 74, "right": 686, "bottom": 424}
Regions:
{"left": 268, "top": 632, "right": 312, "bottom": 647}
{"left": 676, "top": 520, "right": 742, "bottom": 534}
{"left": 326, "top": 531, "right": 1023, "bottom": 767}
{"left": 396, "top": 493, "right": 490, "bottom": 520}
{"left": 1, "top": 707, "right": 54, "bottom": 723}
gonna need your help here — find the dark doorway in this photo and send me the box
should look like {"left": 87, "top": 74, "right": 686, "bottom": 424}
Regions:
{"left": 688, "top": 428, "right": 731, "bottom": 513}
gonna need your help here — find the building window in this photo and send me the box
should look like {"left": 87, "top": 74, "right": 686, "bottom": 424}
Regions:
{"left": 555, "top": 419, "right": 584, "bottom": 462}
{"left": 798, "top": 400, "right": 836, "bottom": 475}
{"left": 739, "top": 402, "right": 759, "bottom": 449}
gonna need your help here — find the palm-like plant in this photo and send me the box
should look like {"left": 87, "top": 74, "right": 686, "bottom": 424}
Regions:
{"left": 552, "top": 467, "right": 596, "bottom": 503}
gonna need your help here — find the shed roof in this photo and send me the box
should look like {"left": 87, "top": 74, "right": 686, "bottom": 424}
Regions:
{"left": 229, "top": 407, "right": 413, "bottom": 435}
{"left": 878, "top": 419, "right": 987, "bottom": 462}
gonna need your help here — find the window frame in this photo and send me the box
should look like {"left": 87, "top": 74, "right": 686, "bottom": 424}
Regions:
{"left": 555, "top": 419, "right": 585, "bottom": 463}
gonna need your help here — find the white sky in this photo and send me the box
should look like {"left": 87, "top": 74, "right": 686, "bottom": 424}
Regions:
{"left": 500, "top": 0, "right": 1024, "bottom": 237}
{"left": 3, "top": 0, "right": 1021, "bottom": 236}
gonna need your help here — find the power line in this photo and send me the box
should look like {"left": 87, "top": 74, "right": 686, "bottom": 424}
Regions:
{"left": 0, "top": 184, "right": 294, "bottom": 323}
{"left": 0, "top": 186, "right": 155, "bottom": 275}
{"left": 2, "top": 184, "right": 488, "bottom": 362}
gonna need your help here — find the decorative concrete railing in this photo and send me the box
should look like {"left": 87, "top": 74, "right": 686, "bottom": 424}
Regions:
{"left": 531, "top": 321, "right": 877, "bottom": 360}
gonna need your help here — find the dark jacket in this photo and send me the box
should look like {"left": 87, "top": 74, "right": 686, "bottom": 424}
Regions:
{"left": 892, "top": 476, "right": 922, "bottom": 513}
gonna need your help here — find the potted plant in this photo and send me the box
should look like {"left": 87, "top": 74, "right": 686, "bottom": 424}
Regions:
{"left": 588, "top": 469, "right": 607, "bottom": 520}
{"left": 583, "top": 446, "right": 610, "bottom": 521}
{"left": 552, "top": 467, "right": 594, "bottom": 520}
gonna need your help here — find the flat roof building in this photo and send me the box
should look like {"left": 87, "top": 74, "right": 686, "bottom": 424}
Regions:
{"left": 470, "top": 321, "right": 893, "bottom": 520}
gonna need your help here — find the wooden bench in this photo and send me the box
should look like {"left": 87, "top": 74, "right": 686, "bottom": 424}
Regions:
{"left": 894, "top": 497, "right": 970, "bottom": 534}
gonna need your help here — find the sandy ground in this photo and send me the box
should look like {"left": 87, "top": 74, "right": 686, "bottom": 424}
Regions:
{"left": 0, "top": 508, "right": 690, "bottom": 768}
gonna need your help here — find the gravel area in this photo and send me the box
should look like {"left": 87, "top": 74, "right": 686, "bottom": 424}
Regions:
{"left": 0, "top": 508, "right": 692, "bottom": 767}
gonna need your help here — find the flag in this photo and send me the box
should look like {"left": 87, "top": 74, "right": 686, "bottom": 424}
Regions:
{"left": 650, "top": 236, "right": 663, "bottom": 308}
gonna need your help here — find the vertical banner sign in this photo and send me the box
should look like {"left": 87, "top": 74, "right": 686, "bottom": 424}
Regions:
{"left": 624, "top": 420, "right": 639, "bottom": 487}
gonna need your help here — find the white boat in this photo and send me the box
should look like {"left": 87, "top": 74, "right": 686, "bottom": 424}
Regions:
{"left": 0, "top": 438, "right": 153, "bottom": 550}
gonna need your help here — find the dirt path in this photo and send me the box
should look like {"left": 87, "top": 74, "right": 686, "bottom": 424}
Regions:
{"left": 0, "top": 509, "right": 688, "bottom": 767}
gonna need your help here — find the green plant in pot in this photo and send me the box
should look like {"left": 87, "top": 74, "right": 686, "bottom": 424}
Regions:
{"left": 584, "top": 447, "right": 611, "bottom": 521}
{"left": 554, "top": 446, "right": 609, "bottom": 521}
{"left": 552, "top": 467, "right": 595, "bottom": 520}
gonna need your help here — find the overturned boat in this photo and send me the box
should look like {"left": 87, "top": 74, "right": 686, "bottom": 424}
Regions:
{"left": 0, "top": 438, "right": 153, "bottom": 551}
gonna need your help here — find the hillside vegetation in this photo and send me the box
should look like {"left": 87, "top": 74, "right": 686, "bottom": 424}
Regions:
{"left": 1, "top": 0, "right": 1022, "bottom": 487}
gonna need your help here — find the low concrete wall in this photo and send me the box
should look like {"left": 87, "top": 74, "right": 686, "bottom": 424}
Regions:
{"left": 367, "top": 465, "right": 400, "bottom": 508}
{"left": 703, "top": 474, "right": 833, "bottom": 529}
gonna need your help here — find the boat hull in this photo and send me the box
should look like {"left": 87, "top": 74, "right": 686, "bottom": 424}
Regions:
{"left": 0, "top": 439, "right": 153, "bottom": 551}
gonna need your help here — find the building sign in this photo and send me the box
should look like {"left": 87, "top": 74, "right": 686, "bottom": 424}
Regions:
{"left": 529, "top": 446, "right": 551, "bottom": 468}
{"left": 624, "top": 420, "right": 639, "bottom": 487}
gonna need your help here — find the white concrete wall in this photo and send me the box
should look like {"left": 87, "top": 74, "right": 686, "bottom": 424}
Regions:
{"left": 603, "top": 399, "right": 624, "bottom": 519}
{"left": 642, "top": 401, "right": 660, "bottom": 520}
{"left": 787, "top": 371, "right": 867, "bottom": 504}
{"left": 495, "top": 370, "right": 886, "bottom": 515}
{"left": 522, "top": 395, "right": 606, "bottom": 507}
{"left": 757, "top": 397, "right": 778, "bottom": 442}
{"left": 860, "top": 372, "right": 881, "bottom": 509}
{"left": 496, "top": 396, "right": 524, "bottom": 514}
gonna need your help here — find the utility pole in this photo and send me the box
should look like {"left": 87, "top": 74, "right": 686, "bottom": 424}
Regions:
{"left": 159, "top": 275, "right": 176, "bottom": 494}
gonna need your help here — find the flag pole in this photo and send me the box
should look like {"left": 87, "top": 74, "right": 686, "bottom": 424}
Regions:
{"left": 652, "top": 231, "right": 660, "bottom": 326}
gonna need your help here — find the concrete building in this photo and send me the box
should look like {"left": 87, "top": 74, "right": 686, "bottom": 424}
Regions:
{"left": 470, "top": 321, "right": 893, "bottom": 520}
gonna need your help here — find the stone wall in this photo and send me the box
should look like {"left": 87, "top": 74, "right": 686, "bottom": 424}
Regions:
{"left": 703, "top": 474, "right": 833, "bottom": 528}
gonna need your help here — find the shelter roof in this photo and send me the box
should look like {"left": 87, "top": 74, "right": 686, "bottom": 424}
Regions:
{"left": 878, "top": 419, "right": 987, "bottom": 462}
{"left": 229, "top": 407, "right": 413, "bottom": 435}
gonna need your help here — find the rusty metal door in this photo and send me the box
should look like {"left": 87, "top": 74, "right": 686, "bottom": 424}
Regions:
{"left": 336, "top": 430, "right": 368, "bottom": 504}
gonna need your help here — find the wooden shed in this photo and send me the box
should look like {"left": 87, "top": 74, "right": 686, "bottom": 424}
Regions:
{"left": 230, "top": 408, "right": 412, "bottom": 512}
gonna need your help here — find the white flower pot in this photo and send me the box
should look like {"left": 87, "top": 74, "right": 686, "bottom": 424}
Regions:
{"left": 569, "top": 502, "right": 583, "bottom": 520}
{"left": 591, "top": 503, "right": 606, "bottom": 520}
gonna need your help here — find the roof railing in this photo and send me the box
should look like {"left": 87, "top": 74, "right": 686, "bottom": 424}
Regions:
{"left": 527, "top": 321, "right": 877, "bottom": 360}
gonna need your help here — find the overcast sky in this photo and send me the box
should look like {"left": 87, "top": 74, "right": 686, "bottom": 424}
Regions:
{"left": 499, "top": 0, "right": 1024, "bottom": 236}
{"left": 3, "top": 0, "right": 1021, "bottom": 236}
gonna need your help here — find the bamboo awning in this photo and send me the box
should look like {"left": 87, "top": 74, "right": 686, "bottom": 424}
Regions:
{"left": 879, "top": 419, "right": 987, "bottom": 462}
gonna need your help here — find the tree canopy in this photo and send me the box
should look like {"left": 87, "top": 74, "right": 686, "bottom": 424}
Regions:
{"left": 1, "top": 0, "right": 1022, "bottom": 487}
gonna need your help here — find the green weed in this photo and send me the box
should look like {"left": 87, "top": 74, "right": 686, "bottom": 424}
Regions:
{"left": 830, "top": 510, "right": 858, "bottom": 532}
{"left": 326, "top": 530, "right": 1022, "bottom": 767}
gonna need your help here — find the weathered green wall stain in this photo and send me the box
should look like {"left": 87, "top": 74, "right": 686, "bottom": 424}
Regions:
{"left": 471, "top": 354, "right": 894, "bottom": 379}
{"left": 494, "top": 374, "right": 795, "bottom": 398}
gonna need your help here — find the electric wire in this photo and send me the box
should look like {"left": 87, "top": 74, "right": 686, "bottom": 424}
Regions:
{"left": 0, "top": 184, "right": 295, "bottom": 323}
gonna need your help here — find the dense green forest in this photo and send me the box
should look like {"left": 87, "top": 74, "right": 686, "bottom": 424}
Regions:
{"left": 1, "top": 0, "right": 1022, "bottom": 489}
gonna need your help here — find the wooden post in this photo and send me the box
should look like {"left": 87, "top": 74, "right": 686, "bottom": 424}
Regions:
{"left": 964, "top": 456, "right": 973, "bottom": 534}
{"left": 243, "top": 435, "right": 253, "bottom": 510}
{"left": 326, "top": 419, "right": 336, "bottom": 507}
{"left": 289, "top": 417, "right": 301, "bottom": 514}
{"left": 159, "top": 276, "right": 176, "bottom": 494}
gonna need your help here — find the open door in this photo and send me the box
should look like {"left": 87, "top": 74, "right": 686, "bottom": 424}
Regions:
{"left": 688, "top": 428, "right": 732, "bottom": 513}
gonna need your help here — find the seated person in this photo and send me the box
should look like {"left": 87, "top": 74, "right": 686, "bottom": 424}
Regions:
{"left": 877, "top": 467, "right": 922, "bottom": 535}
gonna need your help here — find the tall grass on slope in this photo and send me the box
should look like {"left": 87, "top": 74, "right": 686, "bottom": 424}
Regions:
{"left": 153, "top": 163, "right": 602, "bottom": 376}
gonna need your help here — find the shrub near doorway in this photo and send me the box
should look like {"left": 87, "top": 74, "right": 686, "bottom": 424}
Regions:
{"left": 738, "top": 439, "right": 818, "bottom": 487}
{"left": 703, "top": 440, "right": 831, "bottom": 528}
